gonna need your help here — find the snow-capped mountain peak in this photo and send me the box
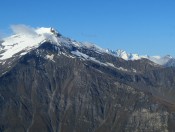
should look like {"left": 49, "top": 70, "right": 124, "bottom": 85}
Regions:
{"left": 115, "top": 50, "right": 141, "bottom": 60}
{"left": 0, "top": 27, "right": 60, "bottom": 60}
{"left": 116, "top": 50, "right": 129, "bottom": 60}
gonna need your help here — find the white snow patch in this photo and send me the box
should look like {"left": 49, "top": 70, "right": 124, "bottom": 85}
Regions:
{"left": 132, "top": 68, "right": 137, "bottom": 73}
{"left": 69, "top": 55, "right": 75, "bottom": 58}
{"left": 46, "top": 54, "right": 55, "bottom": 62}
{"left": 117, "top": 67, "right": 128, "bottom": 72}
{"left": 106, "top": 62, "right": 115, "bottom": 67}
{"left": 20, "top": 52, "right": 27, "bottom": 56}
{"left": 107, "top": 62, "right": 137, "bottom": 73}
{"left": 1, "top": 71, "right": 8, "bottom": 76}
{"left": 62, "top": 52, "right": 75, "bottom": 58}
{"left": 89, "top": 57, "right": 108, "bottom": 66}
{"left": 2, "top": 61, "right": 6, "bottom": 65}
{"left": 71, "top": 51, "right": 89, "bottom": 59}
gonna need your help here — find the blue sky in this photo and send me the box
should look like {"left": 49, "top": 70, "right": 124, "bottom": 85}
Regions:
{"left": 0, "top": 0, "right": 175, "bottom": 56}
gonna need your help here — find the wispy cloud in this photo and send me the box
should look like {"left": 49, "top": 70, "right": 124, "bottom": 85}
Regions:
{"left": 10, "top": 24, "right": 37, "bottom": 36}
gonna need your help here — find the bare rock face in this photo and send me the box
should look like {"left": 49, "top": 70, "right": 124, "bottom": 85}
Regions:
{"left": 0, "top": 42, "right": 175, "bottom": 132}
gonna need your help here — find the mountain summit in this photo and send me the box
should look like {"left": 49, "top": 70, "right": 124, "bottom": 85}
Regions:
{"left": 0, "top": 27, "right": 60, "bottom": 60}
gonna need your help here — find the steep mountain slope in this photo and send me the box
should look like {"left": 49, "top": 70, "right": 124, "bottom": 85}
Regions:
{"left": 0, "top": 27, "right": 175, "bottom": 132}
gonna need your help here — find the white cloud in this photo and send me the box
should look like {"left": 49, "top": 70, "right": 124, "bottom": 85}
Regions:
{"left": 10, "top": 24, "right": 38, "bottom": 36}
